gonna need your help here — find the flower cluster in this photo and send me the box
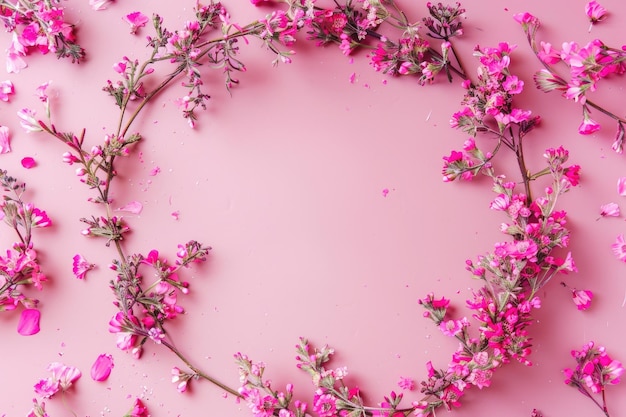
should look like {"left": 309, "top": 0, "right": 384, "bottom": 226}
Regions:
{"left": 515, "top": 6, "right": 626, "bottom": 151}
{"left": 108, "top": 242, "right": 210, "bottom": 356}
{"left": 5, "top": 1, "right": 625, "bottom": 417}
{"left": 564, "top": 342, "right": 624, "bottom": 415}
{"left": 101, "top": 2, "right": 301, "bottom": 128}
{"left": 0, "top": 170, "right": 50, "bottom": 327}
{"left": 287, "top": 0, "right": 466, "bottom": 84}
{"left": 0, "top": 0, "right": 85, "bottom": 72}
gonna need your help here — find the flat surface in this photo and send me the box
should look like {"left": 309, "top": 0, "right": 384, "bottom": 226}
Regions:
{"left": 1, "top": 0, "right": 626, "bottom": 416}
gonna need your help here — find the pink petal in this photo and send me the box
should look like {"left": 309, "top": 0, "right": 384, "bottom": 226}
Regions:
{"left": 21, "top": 157, "right": 36, "bottom": 169}
{"left": 117, "top": 201, "right": 143, "bottom": 214}
{"left": 0, "top": 125, "right": 10, "bottom": 153}
{"left": 18, "top": 308, "right": 41, "bottom": 335}
{"left": 91, "top": 353, "right": 114, "bottom": 381}
{"left": 618, "top": 177, "right": 626, "bottom": 196}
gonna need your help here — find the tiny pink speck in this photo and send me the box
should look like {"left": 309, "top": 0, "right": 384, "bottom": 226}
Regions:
{"left": 382, "top": 188, "right": 389, "bottom": 197}
{"left": 349, "top": 72, "right": 356, "bottom": 84}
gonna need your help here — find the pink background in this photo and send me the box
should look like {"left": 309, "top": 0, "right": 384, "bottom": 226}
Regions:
{"left": 1, "top": 0, "right": 626, "bottom": 416}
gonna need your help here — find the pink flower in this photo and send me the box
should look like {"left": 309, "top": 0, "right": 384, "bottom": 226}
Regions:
{"left": 34, "top": 363, "right": 81, "bottom": 398}
{"left": 618, "top": 177, "right": 626, "bottom": 196}
{"left": 73, "top": 254, "right": 95, "bottom": 280}
{"left": 21, "top": 157, "right": 36, "bottom": 169}
{"left": 572, "top": 289, "right": 593, "bottom": 310}
{"left": 91, "top": 354, "right": 114, "bottom": 381}
{"left": 563, "top": 165, "right": 581, "bottom": 186}
{"left": 171, "top": 367, "right": 189, "bottom": 393}
{"left": 18, "top": 308, "right": 41, "bottom": 335}
{"left": 439, "top": 318, "right": 466, "bottom": 337}
{"left": 398, "top": 377, "right": 415, "bottom": 391}
{"left": 27, "top": 398, "right": 48, "bottom": 417}
{"left": 34, "top": 378, "right": 59, "bottom": 399}
{"left": 600, "top": 202, "right": 620, "bottom": 217}
{"left": 578, "top": 117, "right": 600, "bottom": 135}
{"left": 124, "top": 12, "right": 149, "bottom": 34}
{"left": 17, "top": 108, "right": 43, "bottom": 133}
{"left": 48, "top": 362, "right": 81, "bottom": 390}
{"left": 0, "top": 125, "right": 10, "bottom": 153}
{"left": 6, "top": 50, "right": 27, "bottom": 74}
{"left": 585, "top": 1, "right": 607, "bottom": 24}
{"left": 612, "top": 234, "right": 626, "bottom": 262}
{"left": 0, "top": 80, "right": 14, "bottom": 101}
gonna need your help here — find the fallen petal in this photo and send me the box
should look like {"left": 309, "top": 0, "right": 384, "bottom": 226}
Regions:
{"left": 18, "top": 308, "right": 41, "bottom": 335}
{"left": 21, "top": 157, "right": 36, "bottom": 168}
{"left": 117, "top": 201, "right": 143, "bottom": 214}
{"left": 91, "top": 353, "right": 114, "bottom": 381}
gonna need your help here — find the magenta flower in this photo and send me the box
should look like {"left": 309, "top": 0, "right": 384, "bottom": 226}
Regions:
{"left": 17, "top": 308, "right": 41, "bottom": 335}
{"left": 586, "top": 1, "right": 607, "bottom": 24}
{"left": 91, "top": 353, "right": 114, "bottom": 381}
{"left": 124, "top": 12, "right": 149, "bottom": 35}
{"left": 0, "top": 80, "right": 14, "bottom": 102}
{"left": 72, "top": 254, "right": 95, "bottom": 280}
{"left": 611, "top": 234, "right": 626, "bottom": 262}
{"left": 0, "top": 125, "right": 10, "bottom": 154}
{"left": 600, "top": 202, "right": 620, "bottom": 217}
{"left": 578, "top": 116, "right": 601, "bottom": 135}
{"left": 126, "top": 398, "right": 149, "bottom": 417}
{"left": 572, "top": 289, "right": 593, "bottom": 310}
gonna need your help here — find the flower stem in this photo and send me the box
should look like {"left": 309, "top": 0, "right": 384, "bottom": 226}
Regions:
{"left": 160, "top": 339, "right": 242, "bottom": 398}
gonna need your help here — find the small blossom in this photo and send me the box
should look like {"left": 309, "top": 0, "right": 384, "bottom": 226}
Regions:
{"left": 578, "top": 116, "right": 601, "bottom": 135}
{"left": 73, "top": 254, "right": 95, "bottom": 280}
{"left": 18, "top": 308, "right": 41, "bottom": 335}
{"left": 124, "top": 398, "right": 149, "bottom": 417}
{"left": 611, "top": 234, "right": 626, "bottom": 262}
{"left": 17, "top": 108, "right": 43, "bottom": 133}
{"left": 572, "top": 289, "right": 593, "bottom": 310}
{"left": 0, "top": 80, "right": 15, "bottom": 102}
{"left": 91, "top": 354, "right": 114, "bottom": 381}
{"left": 586, "top": 1, "right": 607, "bottom": 24}
{"left": 600, "top": 202, "right": 620, "bottom": 217}
{"left": 398, "top": 377, "right": 415, "bottom": 391}
{"left": 171, "top": 367, "right": 190, "bottom": 393}
{"left": 124, "top": 12, "right": 149, "bottom": 34}
{"left": 27, "top": 398, "right": 48, "bottom": 417}
{"left": 0, "top": 126, "right": 10, "bottom": 153}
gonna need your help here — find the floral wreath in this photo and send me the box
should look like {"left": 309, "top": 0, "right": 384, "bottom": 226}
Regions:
{"left": 0, "top": 0, "right": 624, "bottom": 416}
